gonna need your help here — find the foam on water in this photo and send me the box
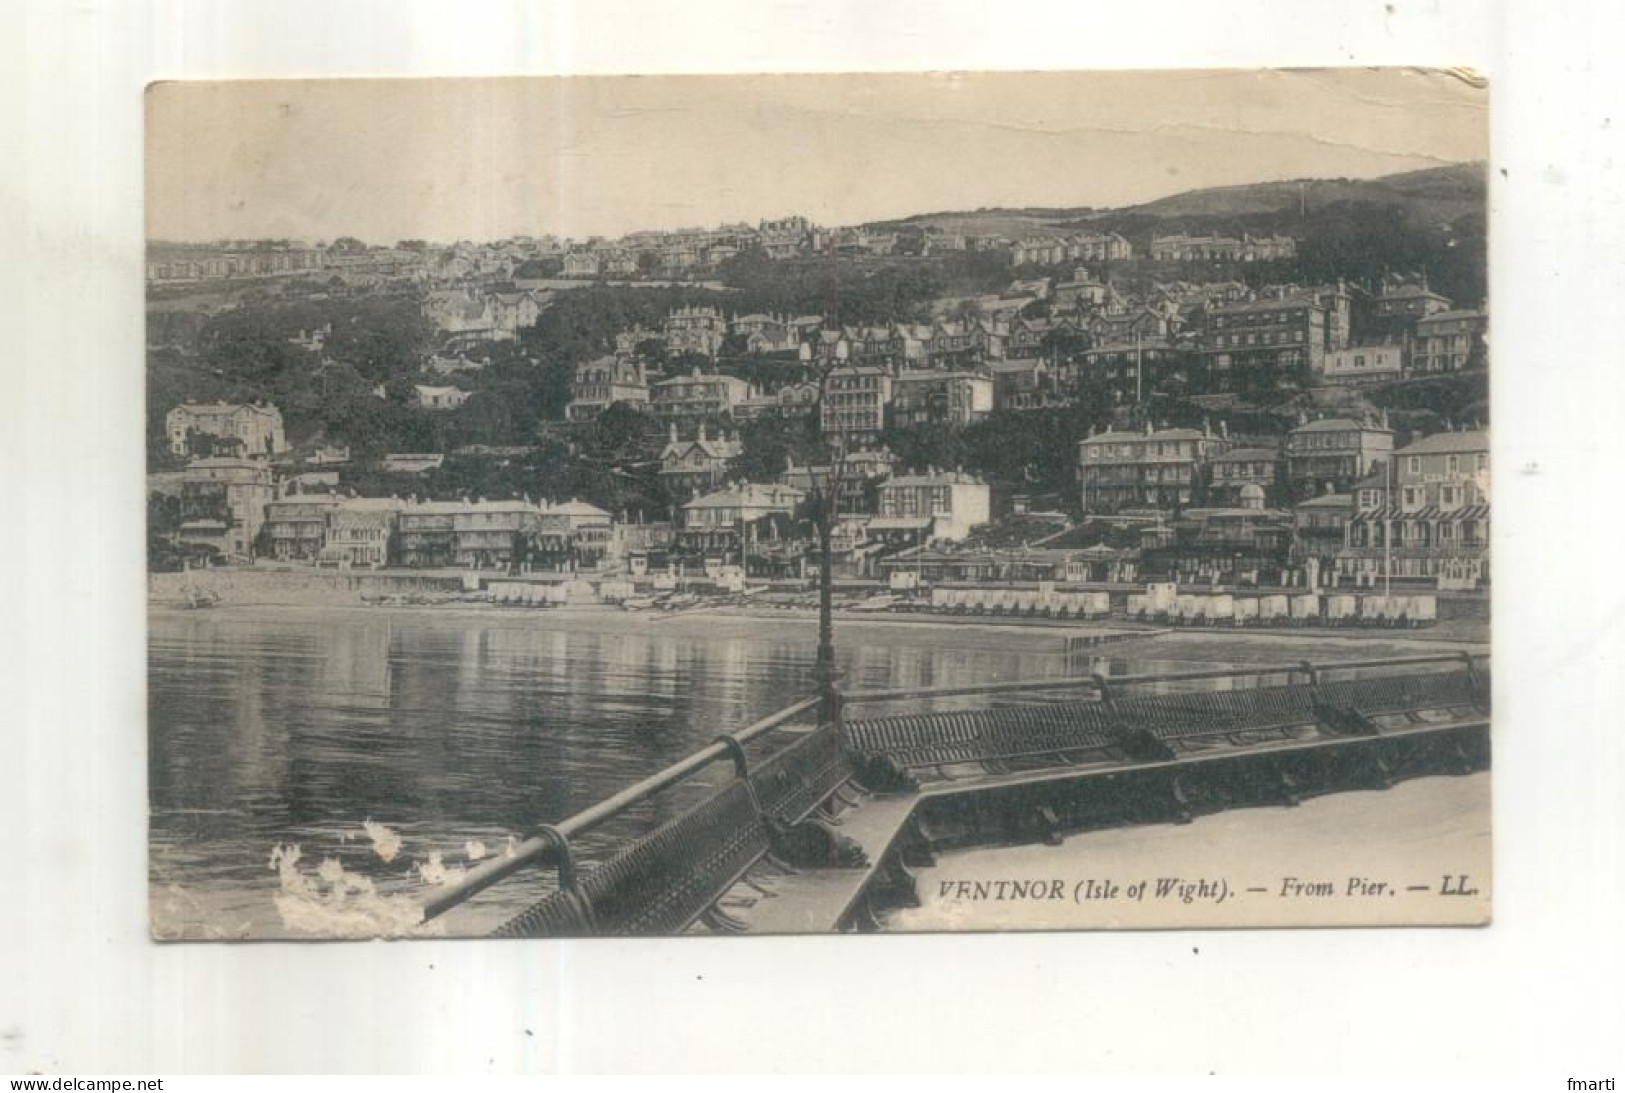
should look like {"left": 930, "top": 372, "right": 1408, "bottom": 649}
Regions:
{"left": 267, "top": 842, "right": 443, "bottom": 938}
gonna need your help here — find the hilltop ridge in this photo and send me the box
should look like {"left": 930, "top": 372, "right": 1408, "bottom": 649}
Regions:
{"left": 868, "top": 161, "right": 1487, "bottom": 238}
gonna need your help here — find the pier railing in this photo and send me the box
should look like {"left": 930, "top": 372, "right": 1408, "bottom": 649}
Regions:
{"left": 419, "top": 694, "right": 823, "bottom": 924}
{"left": 839, "top": 651, "right": 1485, "bottom": 705}
{"left": 420, "top": 651, "right": 1486, "bottom": 929}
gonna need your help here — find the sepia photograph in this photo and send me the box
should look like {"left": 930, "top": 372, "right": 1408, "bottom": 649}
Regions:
{"left": 144, "top": 69, "right": 1492, "bottom": 941}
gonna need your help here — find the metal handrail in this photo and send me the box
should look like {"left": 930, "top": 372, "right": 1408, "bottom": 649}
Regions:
{"left": 839, "top": 652, "right": 1485, "bottom": 703}
{"left": 419, "top": 694, "right": 822, "bottom": 923}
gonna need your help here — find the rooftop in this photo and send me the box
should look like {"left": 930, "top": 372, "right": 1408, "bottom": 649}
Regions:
{"left": 1290, "top": 417, "right": 1390, "bottom": 434}
{"left": 1210, "top": 295, "right": 1319, "bottom": 315}
{"left": 1295, "top": 493, "right": 1353, "bottom": 510}
{"left": 546, "top": 498, "right": 612, "bottom": 519}
{"left": 1396, "top": 429, "right": 1490, "bottom": 456}
{"left": 1415, "top": 308, "right": 1487, "bottom": 325}
{"left": 884, "top": 470, "right": 987, "bottom": 488}
{"left": 1083, "top": 427, "right": 1209, "bottom": 444}
{"left": 684, "top": 484, "right": 806, "bottom": 509}
{"left": 172, "top": 401, "right": 281, "bottom": 417}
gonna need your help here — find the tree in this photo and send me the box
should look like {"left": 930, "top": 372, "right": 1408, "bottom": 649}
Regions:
{"left": 1039, "top": 325, "right": 1091, "bottom": 365}
{"left": 735, "top": 413, "right": 822, "bottom": 483}
{"left": 148, "top": 491, "right": 182, "bottom": 536}
{"left": 589, "top": 401, "right": 662, "bottom": 461}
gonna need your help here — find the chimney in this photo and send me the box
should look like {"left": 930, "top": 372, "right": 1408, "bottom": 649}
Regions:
{"left": 1220, "top": 419, "right": 1229, "bottom": 440}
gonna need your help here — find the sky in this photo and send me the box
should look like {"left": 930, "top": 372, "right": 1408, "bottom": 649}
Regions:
{"left": 146, "top": 69, "right": 1489, "bottom": 244}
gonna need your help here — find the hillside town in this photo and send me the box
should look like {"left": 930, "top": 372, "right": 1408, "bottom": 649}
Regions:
{"left": 148, "top": 177, "right": 1489, "bottom": 616}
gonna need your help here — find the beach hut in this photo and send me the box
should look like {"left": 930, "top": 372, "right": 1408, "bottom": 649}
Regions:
{"left": 1183, "top": 591, "right": 1209, "bottom": 626}
{"left": 1290, "top": 593, "right": 1322, "bottom": 625}
{"left": 1258, "top": 594, "right": 1289, "bottom": 625}
{"left": 1359, "top": 594, "right": 1390, "bottom": 626}
{"left": 1410, "top": 594, "right": 1438, "bottom": 626}
{"left": 1327, "top": 594, "right": 1358, "bottom": 625}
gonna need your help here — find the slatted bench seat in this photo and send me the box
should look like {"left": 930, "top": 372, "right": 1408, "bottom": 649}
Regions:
{"left": 846, "top": 701, "right": 1124, "bottom": 774}
{"left": 751, "top": 723, "right": 855, "bottom": 824}
{"left": 494, "top": 778, "right": 770, "bottom": 938}
{"left": 1315, "top": 670, "right": 1484, "bottom": 719}
{"left": 1109, "top": 684, "right": 1322, "bottom": 742}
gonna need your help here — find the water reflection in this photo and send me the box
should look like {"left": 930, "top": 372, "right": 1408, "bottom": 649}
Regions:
{"left": 150, "top": 606, "right": 1446, "bottom": 937}
{"left": 151, "top": 607, "right": 1122, "bottom": 936}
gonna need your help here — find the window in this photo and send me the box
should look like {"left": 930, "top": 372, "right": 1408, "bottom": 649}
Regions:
{"left": 1447, "top": 455, "right": 1460, "bottom": 474}
{"left": 1403, "top": 487, "right": 1420, "bottom": 508}
{"left": 1441, "top": 486, "right": 1460, "bottom": 506}
{"left": 1409, "top": 456, "right": 1422, "bottom": 474}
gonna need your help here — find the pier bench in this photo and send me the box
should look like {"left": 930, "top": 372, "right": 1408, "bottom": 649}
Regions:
{"left": 1314, "top": 670, "right": 1485, "bottom": 719}
{"left": 494, "top": 777, "right": 772, "bottom": 937}
{"left": 495, "top": 723, "right": 861, "bottom": 938}
{"left": 845, "top": 701, "right": 1123, "bottom": 777}
{"left": 1109, "top": 684, "right": 1322, "bottom": 743}
{"left": 751, "top": 723, "right": 859, "bottom": 824}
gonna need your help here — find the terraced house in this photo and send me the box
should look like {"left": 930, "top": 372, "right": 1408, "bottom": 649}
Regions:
{"left": 567, "top": 354, "right": 649, "bottom": 421}
{"left": 262, "top": 495, "right": 342, "bottom": 561}
{"left": 1203, "top": 294, "right": 1332, "bottom": 391}
{"left": 888, "top": 371, "right": 993, "bottom": 429}
{"left": 449, "top": 500, "right": 538, "bottom": 569}
{"left": 319, "top": 498, "right": 402, "bottom": 569}
{"left": 1409, "top": 309, "right": 1488, "bottom": 374}
{"left": 1339, "top": 428, "right": 1491, "bottom": 589}
{"left": 1284, "top": 414, "right": 1394, "bottom": 498}
{"left": 820, "top": 365, "right": 892, "bottom": 441}
{"left": 677, "top": 484, "right": 805, "bottom": 558}
{"left": 166, "top": 400, "right": 288, "bottom": 459}
{"left": 396, "top": 502, "right": 460, "bottom": 567}
{"left": 650, "top": 367, "right": 751, "bottom": 423}
{"left": 1076, "top": 422, "right": 1230, "bottom": 514}
{"left": 873, "top": 469, "right": 990, "bottom": 544}
{"left": 663, "top": 305, "right": 727, "bottom": 358}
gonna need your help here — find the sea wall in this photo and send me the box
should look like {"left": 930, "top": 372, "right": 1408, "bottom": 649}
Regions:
{"left": 149, "top": 567, "right": 467, "bottom": 607}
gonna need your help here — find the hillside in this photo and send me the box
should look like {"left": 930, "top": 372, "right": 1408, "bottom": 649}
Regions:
{"left": 1121, "top": 162, "right": 1486, "bottom": 226}
{"left": 869, "top": 162, "right": 1486, "bottom": 237}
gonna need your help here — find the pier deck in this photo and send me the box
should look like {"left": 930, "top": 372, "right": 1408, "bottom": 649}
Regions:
{"left": 715, "top": 793, "right": 919, "bottom": 935}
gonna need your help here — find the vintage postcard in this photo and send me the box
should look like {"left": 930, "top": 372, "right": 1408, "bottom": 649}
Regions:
{"left": 145, "top": 70, "right": 1490, "bottom": 940}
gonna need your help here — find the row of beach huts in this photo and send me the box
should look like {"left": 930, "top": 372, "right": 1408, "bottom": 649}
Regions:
{"left": 924, "top": 583, "right": 1439, "bottom": 628}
